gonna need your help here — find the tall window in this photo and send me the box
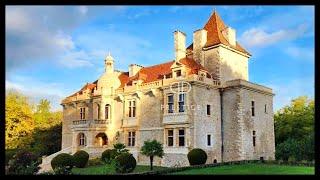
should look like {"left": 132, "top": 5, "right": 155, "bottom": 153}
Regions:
{"left": 251, "top": 101, "right": 255, "bottom": 117}
{"left": 105, "top": 104, "right": 110, "bottom": 119}
{"left": 207, "top": 134, "right": 211, "bottom": 146}
{"left": 178, "top": 93, "right": 185, "bottom": 112}
{"left": 80, "top": 107, "right": 86, "bottom": 119}
{"left": 128, "top": 100, "right": 136, "bottom": 117}
{"left": 207, "top": 105, "right": 211, "bottom": 115}
{"left": 167, "top": 129, "right": 174, "bottom": 146}
{"left": 253, "top": 131, "right": 256, "bottom": 147}
{"left": 168, "top": 95, "right": 174, "bottom": 113}
{"left": 264, "top": 104, "right": 267, "bottom": 113}
{"left": 128, "top": 131, "right": 136, "bottom": 147}
{"left": 97, "top": 104, "right": 100, "bottom": 119}
{"left": 79, "top": 133, "right": 86, "bottom": 146}
{"left": 178, "top": 129, "right": 185, "bottom": 146}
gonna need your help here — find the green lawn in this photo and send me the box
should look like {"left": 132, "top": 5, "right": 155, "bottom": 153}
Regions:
{"left": 171, "top": 163, "right": 315, "bottom": 175}
{"left": 72, "top": 164, "right": 167, "bottom": 175}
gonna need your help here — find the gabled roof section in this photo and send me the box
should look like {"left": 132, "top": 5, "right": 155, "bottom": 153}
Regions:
{"left": 186, "top": 11, "right": 250, "bottom": 56}
{"left": 119, "top": 57, "right": 210, "bottom": 87}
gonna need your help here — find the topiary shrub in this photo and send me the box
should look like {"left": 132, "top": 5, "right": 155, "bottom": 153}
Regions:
{"left": 7, "top": 150, "right": 40, "bottom": 175}
{"left": 88, "top": 158, "right": 104, "bottom": 166}
{"left": 73, "top": 150, "right": 89, "bottom": 168}
{"left": 114, "top": 153, "right": 136, "bottom": 173}
{"left": 101, "top": 149, "right": 117, "bottom": 164}
{"left": 187, "top": 148, "right": 207, "bottom": 165}
{"left": 51, "top": 153, "right": 74, "bottom": 172}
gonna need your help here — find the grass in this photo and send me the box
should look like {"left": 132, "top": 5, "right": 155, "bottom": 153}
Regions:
{"left": 72, "top": 164, "right": 168, "bottom": 175}
{"left": 171, "top": 163, "right": 315, "bottom": 175}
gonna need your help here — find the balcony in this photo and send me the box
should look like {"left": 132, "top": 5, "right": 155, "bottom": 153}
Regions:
{"left": 71, "top": 119, "right": 109, "bottom": 130}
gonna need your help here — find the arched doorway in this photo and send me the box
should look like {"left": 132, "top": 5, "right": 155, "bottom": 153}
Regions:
{"left": 77, "top": 133, "right": 86, "bottom": 146}
{"left": 95, "top": 133, "right": 108, "bottom": 147}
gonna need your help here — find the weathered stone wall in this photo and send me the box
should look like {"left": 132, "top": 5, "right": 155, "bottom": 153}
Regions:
{"left": 202, "top": 46, "right": 249, "bottom": 83}
{"left": 221, "top": 79, "right": 275, "bottom": 162}
{"left": 190, "top": 84, "right": 222, "bottom": 163}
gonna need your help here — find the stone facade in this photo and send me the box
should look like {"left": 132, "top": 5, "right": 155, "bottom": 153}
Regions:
{"left": 40, "top": 11, "right": 275, "bottom": 170}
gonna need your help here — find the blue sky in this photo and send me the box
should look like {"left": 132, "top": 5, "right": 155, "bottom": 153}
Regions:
{"left": 5, "top": 5, "right": 314, "bottom": 111}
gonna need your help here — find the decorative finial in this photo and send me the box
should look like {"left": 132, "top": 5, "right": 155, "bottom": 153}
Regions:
{"left": 105, "top": 51, "right": 114, "bottom": 62}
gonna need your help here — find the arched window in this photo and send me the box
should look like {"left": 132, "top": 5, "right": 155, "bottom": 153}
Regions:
{"left": 78, "top": 133, "right": 86, "bottom": 146}
{"left": 105, "top": 104, "right": 111, "bottom": 120}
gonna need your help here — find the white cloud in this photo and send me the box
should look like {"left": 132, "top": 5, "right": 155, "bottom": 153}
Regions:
{"left": 58, "top": 50, "right": 94, "bottom": 68}
{"left": 240, "top": 24, "right": 308, "bottom": 48}
{"left": 285, "top": 46, "right": 314, "bottom": 62}
{"left": 264, "top": 77, "right": 314, "bottom": 111}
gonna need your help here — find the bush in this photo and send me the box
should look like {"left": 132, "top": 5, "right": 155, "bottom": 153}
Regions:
{"left": 114, "top": 153, "right": 136, "bottom": 173}
{"left": 5, "top": 149, "right": 17, "bottom": 165}
{"left": 7, "top": 150, "right": 40, "bottom": 175}
{"left": 187, "top": 148, "right": 207, "bottom": 165}
{"left": 101, "top": 149, "right": 117, "bottom": 164}
{"left": 88, "top": 158, "right": 104, "bottom": 166}
{"left": 73, "top": 150, "right": 89, "bottom": 168}
{"left": 51, "top": 153, "right": 73, "bottom": 172}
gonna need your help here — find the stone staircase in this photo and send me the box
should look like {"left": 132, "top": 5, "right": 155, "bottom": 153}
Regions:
{"left": 38, "top": 146, "right": 72, "bottom": 173}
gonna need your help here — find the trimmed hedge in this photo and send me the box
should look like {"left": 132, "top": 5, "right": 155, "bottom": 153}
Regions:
{"left": 51, "top": 153, "right": 74, "bottom": 171}
{"left": 73, "top": 150, "right": 89, "bottom": 168}
{"left": 101, "top": 149, "right": 117, "bottom": 164}
{"left": 114, "top": 153, "right": 137, "bottom": 173}
{"left": 187, "top": 148, "right": 207, "bottom": 165}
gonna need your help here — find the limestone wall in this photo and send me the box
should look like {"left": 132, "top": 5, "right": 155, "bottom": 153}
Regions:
{"left": 221, "top": 79, "right": 275, "bottom": 162}
{"left": 190, "top": 84, "right": 222, "bottom": 163}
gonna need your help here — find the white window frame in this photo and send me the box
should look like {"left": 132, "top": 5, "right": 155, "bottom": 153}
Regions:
{"left": 128, "top": 100, "right": 136, "bottom": 118}
{"left": 79, "top": 133, "right": 86, "bottom": 146}
{"left": 167, "top": 129, "right": 174, "bottom": 147}
{"left": 128, "top": 131, "right": 136, "bottom": 147}
{"left": 178, "top": 128, "right": 185, "bottom": 147}
{"left": 178, "top": 93, "right": 185, "bottom": 113}
{"left": 167, "top": 94, "right": 174, "bottom": 113}
{"left": 80, "top": 107, "right": 86, "bottom": 120}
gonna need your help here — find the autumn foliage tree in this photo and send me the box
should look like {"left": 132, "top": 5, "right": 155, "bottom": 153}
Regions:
{"left": 6, "top": 91, "right": 34, "bottom": 150}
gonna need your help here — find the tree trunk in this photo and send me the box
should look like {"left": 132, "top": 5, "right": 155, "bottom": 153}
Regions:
{"left": 150, "top": 156, "right": 153, "bottom": 171}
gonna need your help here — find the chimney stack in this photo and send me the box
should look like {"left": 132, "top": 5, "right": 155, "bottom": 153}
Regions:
{"left": 174, "top": 30, "right": 186, "bottom": 62}
{"left": 193, "top": 29, "right": 207, "bottom": 66}
{"left": 129, "top": 64, "right": 143, "bottom": 77}
{"left": 222, "top": 26, "right": 236, "bottom": 46}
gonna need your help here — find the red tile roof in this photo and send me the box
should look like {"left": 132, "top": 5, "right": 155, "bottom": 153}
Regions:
{"left": 119, "top": 57, "right": 209, "bottom": 87}
{"left": 187, "top": 11, "right": 250, "bottom": 56}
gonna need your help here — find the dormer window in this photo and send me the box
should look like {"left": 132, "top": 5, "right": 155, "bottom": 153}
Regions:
{"left": 176, "top": 70, "right": 182, "bottom": 77}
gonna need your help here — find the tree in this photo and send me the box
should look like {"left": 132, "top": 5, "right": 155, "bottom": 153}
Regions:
{"left": 140, "top": 140, "right": 164, "bottom": 171}
{"left": 113, "top": 143, "right": 129, "bottom": 156}
{"left": 34, "top": 99, "right": 60, "bottom": 129}
{"left": 5, "top": 91, "right": 34, "bottom": 149}
{"left": 274, "top": 96, "right": 314, "bottom": 161}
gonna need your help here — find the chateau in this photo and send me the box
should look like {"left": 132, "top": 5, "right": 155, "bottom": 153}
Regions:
{"left": 41, "top": 11, "right": 275, "bottom": 170}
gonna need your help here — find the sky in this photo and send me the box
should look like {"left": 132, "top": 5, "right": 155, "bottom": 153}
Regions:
{"left": 5, "top": 5, "right": 315, "bottom": 111}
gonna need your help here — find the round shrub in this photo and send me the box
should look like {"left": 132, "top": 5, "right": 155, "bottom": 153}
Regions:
{"left": 114, "top": 153, "right": 136, "bottom": 173}
{"left": 51, "top": 153, "right": 74, "bottom": 171}
{"left": 101, "top": 149, "right": 117, "bottom": 164}
{"left": 73, "top": 150, "right": 89, "bottom": 168}
{"left": 187, "top": 148, "right": 207, "bottom": 165}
